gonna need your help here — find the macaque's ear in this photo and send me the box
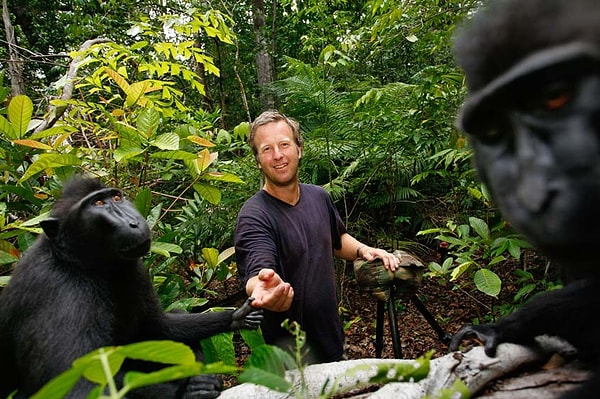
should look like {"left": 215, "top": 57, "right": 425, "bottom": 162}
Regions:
{"left": 40, "top": 217, "right": 60, "bottom": 240}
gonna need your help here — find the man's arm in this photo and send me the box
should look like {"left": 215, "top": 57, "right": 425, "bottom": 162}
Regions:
{"left": 334, "top": 233, "right": 400, "bottom": 271}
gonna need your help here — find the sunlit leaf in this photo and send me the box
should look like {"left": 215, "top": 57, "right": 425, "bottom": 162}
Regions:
{"left": 193, "top": 182, "right": 221, "bottom": 205}
{"left": 8, "top": 95, "right": 33, "bottom": 138}
{"left": 187, "top": 135, "right": 216, "bottom": 147}
{"left": 19, "top": 154, "right": 81, "bottom": 182}
{"left": 13, "top": 139, "right": 53, "bottom": 150}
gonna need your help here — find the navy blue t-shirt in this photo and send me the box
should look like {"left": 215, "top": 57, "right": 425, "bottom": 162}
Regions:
{"left": 234, "top": 183, "right": 346, "bottom": 362}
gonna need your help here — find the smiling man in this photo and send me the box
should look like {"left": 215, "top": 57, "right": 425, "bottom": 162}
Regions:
{"left": 234, "top": 110, "right": 399, "bottom": 363}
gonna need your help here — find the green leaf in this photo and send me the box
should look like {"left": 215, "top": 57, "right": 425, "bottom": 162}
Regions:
{"left": 134, "top": 187, "right": 153, "bottom": 218}
{"left": 217, "top": 246, "right": 235, "bottom": 265}
{"left": 137, "top": 108, "right": 161, "bottom": 138}
{"left": 8, "top": 95, "right": 33, "bottom": 138}
{"left": 200, "top": 332, "right": 236, "bottom": 365}
{"left": 201, "top": 247, "right": 219, "bottom": 268}
{"left": 205, "top": 171, "right": 244, "bottom": 184}
{"left": 30, "top": 365, "right": 87, "bottom": 399}
{"left": 114, "top": 147, "right": 144, "bottom": 162}
{"left": 150, "top": 241, "right": 183, "bottom": 257}
{"left": 121, "top": 340, "right": 196, "bottom": 365}
{"left": 193, "top": 183, "right": 221, "bottom": 205}
{"left": 152, "top": 133, "right": 180, "bottom": 150}
{"left": 150, "top": 150, "right": 197, "bottom": 160}
{"left": 450, "top": 261, "right": 473, "bottom": 281}
{"left": 469, "top": 217, "right": 490, "bottom": 240}
{"left": 239, "top": 345, "right": 296, "bottom": 392}
{"left": 474, "top": 269, "right": 501, "bottom": 297}
{"left": 238, "top": 367, "right": 292, "bottom": 393}
{"left": 0, "top": 114, "right": 17, "bottom": 139}
{"left": 240, "top": 329, "right": 266, "bottom": 351}
{"left": 19, "top": 154, "right": 81, "bottom": 182}
{"left": 0, "top": 250, "right": 18, "bottom": 265}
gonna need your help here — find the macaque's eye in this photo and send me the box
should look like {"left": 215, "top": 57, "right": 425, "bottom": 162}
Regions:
{"left": 113, "top": 194, "right": 122, "bottom": 202}
{"left": 529, "top": 80, "right": 575, "bottom": 114}
{"left": 541, "top": 84, "right": 572, "bottom": 111}
{"left": 94, "top": 199, "right": 105, "bottom": 206}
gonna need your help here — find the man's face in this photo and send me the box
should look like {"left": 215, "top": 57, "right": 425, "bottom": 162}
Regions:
{"left": 255, "top": 120, "right": 302, "bottom": 187}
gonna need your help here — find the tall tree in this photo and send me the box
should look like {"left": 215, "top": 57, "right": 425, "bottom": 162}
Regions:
{"left": 251, "top": 0, "right": 276, "bottom": 110}
{"left": 2, "top": 0, "right": 24, "bottom": 96}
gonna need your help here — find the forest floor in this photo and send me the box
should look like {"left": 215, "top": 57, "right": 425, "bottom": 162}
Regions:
{"left": 209, "top": 248, "right": 557, "bottom": 376}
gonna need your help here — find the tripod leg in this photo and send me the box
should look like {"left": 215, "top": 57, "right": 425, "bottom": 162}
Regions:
{"left": 411, "top": 295, "right": 452, "bottom": 345}
{"left": 375, "top": 300, "right": 385, "bottom": 357}
{"left": 387, "top": 296, "right": 403, "bottom": 359}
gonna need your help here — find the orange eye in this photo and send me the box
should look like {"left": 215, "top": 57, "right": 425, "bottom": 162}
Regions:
{"left": 94, "top": 200, "right": 105, "bottom": 206}
{"left": 544, "top": 92, "right": 571, "bottom": 110}
{"left": 113, "top": 194, "right": 122, "bottom": 202}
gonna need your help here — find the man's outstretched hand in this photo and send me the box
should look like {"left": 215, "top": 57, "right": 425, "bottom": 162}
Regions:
{"left": 246, "top": 268, "right": 294, "bottom": 312}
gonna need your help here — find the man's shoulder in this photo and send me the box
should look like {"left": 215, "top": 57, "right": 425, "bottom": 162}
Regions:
{"left": 301, "top": 183, "right": 328, "bottom": 196}
{"left": 239, "top": 191, "right": 269, "bottom": 212}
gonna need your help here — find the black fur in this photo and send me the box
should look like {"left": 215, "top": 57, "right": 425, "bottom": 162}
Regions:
{"left": 0, "top": 176, "right": 263, "bottom": 398}
{"left": 450, "top": 1, "right": 600, "bottom": 398}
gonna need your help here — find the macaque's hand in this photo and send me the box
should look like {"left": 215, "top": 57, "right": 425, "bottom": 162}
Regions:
{"left": 230, "top": 297, "right": 264, "bottom": 330}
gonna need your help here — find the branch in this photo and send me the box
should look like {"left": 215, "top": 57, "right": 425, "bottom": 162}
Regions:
{"left": 34, "top": 38, "right": 111, "bottom": 134}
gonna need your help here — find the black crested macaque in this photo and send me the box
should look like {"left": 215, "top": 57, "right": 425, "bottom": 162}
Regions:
{"left": 0, "top": 176, "right": 263, "bottom": 399}
{"left": 449, "top": 0, "right": 600, "bottom": 398}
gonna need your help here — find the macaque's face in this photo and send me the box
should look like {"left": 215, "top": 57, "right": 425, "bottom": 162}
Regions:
{"left": 464, "top": 47, "right": 600, "bottom": 262}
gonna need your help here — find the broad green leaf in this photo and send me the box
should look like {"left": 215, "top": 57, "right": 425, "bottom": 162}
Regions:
{"left": 469, "top": 217, "right": 490, "bottom": 240}
{"left": 0, "top": 275, "right": 11, "bottom": 286}
{"left": 201, "top": 247, "right": 219, "bottom": 268}
{"left": 115, "top": 121, "right": 143, "bottom": 148}
{"left": 239, "top": 345, "right": 296, "bottom": 393}
{"left": 8, "top": 95, "right": 33, "bottom": 138}
{"left": 124, "top": 362, "right": 236, "bottom": 392}
{"left": 114, "top": 147, "right": 144, "bottom": 162}
{"left": 150, "top": 150, "right": 197, "bottom": 160}
{"left": 200, "top": 332, "right": 235, "bottom": 365}
{"left": 126, "top": 81, "right": 152, "bottom": 107}
{"left": 137, "top": 108, "right": 161, "bottom": 139}
{"left": 240, "top": 329, "right": 266, "bottom": 351}
{"left": 233, "top": 121, "right": 250, "bottom": 140}
{"left": 78, "top": 348, "right": 125, "bottom": 384}
{"left": 0, "top": 115, "right": 16, "bottom": 139}
{"left": 150, "top": 241, "right": 183, "bottom": 257}
{"left": 121, "top": 340, "right": 195, "bottom": 365}
{"left": 205, "top": 171, "right": 244, "bottom": 184}
{"left": 487, "top": 255, "right": 506, "bottom": 267}
{"left": 152, "top": 133, "right": 180, "bottom": 150}
{"left": 474, "top": 269, "right": 501, "bottom": 297}
{"left": 30, "top": 364, "right": 87, "bottom": 399}
{"left": 193, "top": 182, "right": 221, "bottom": 205}
{"left": 0, "top": 250, "right": 17, "bottom": 265}
{"left": 19, "top": 154, "right": 81, "bottom": 182}
{"left": 450, "top": 261, "right": 473, "bottom": 281}
{"left": 29, "top": 124, "right": 77, "bottom": 140}
{"left": 217, "top": 246, "right": 235, "bottom": 265}
{"left": 134, "top": 187, "right": 153, "bottom": 218}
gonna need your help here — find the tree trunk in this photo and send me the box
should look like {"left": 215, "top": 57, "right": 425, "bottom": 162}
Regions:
{"left": 2, "top": 0, "right": 25, "bottom": 96}
{"left": 220, "top": 342, "right": 589, "bottom": 398}
{"left": 251, "top": 0, "right": 276, "bottom": 111}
